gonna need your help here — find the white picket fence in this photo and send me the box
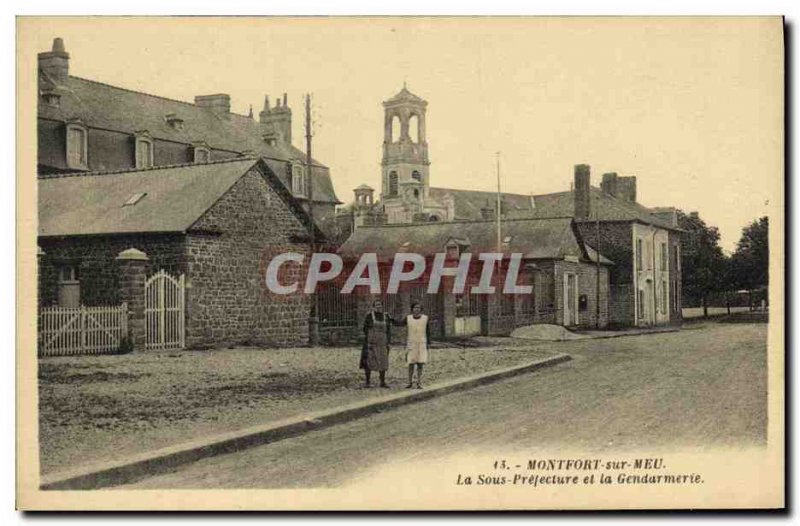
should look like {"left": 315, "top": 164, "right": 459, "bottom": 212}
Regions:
{"left": 38, "top": 303, "right": 128, "bottom": 357}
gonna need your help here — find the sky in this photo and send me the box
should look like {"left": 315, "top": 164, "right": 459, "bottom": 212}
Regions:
{"left": 21, "top": 17, "right": 783, "bottom": 252}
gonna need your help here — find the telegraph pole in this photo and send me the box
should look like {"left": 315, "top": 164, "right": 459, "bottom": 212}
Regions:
{"left": 495, "top": 152, "right": 502, "bottom": 253}
{"left": 305, "top": 93, "right": 319, "bottom": 345}
{"left": 595, "top": 190, "right": 601, "bottom": 329}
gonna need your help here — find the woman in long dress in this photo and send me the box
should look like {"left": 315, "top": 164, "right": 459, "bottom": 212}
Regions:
{"left": 394, "top": 302, "right": 431, "bottom": 389}
{"left": 360, "top": 299, "right": 392, "bottom": 388}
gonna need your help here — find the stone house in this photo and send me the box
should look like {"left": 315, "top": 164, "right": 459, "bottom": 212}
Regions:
{"left": 507, "top": 166, "right": 684, "bottom": 327}
{"left": 334, "top": 217, "right": 612, "bottom": 340}
{"left": 37, "top": 37, "right": 341, "bottom": 234}
{"left": 38, "top": 158, "right": 322, "bottom": 349}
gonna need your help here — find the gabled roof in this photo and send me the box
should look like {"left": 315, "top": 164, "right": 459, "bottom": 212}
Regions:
{"left": 429, "top": 185, "right": 679, "bottom": 231}
{"left": 338, "top": 217, "right": 613, "bottom": 264}
{"left": 429, "top": 187, "right": 535, "bottom": 219}
{"left": 522, "top": 187, "right": 679, "bottom": 230}
{"left": 38, "top": 75, "right": 340, "bottom": 204}
{"left": 38, "top": 158, "right": 321, "bottom": 238}
{"left": 384, "top": 86, "right": 427, "bottom": 106}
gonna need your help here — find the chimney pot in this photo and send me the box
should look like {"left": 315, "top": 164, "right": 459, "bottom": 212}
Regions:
{"left": 38, "top": 37, "right": 70, "bottom": 85}
{"left": 616, "top": 176, "right": 637, "bottom": 203}
{"left": 194, "top": 94, "right": 231, "bottom": 117}
{"left": 574, "top": 164, "right": 591, "bottom": 220}
{"left": 601, "top": 172, "right": 618, "bottom": 196}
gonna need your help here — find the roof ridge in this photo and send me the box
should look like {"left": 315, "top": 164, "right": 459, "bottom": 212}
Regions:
{"left": 38, "top": 156, "right": 258, "bottom": 180}
{"left": 357, "top": 215, "right": 574, "bottom": 229}
{"left": 68, "top": 76, "right": 254, "bottom": 119}
{"left": 429, "top": 186, "right": 535, "bottom": 199}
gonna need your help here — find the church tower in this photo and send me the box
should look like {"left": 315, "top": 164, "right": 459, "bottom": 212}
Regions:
{"left": 381, "top": 85, "right": 430, "bottom": 206}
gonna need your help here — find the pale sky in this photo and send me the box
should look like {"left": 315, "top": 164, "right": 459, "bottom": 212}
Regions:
{"left": 22, "top": 17, "right": 783, "bottom": 251}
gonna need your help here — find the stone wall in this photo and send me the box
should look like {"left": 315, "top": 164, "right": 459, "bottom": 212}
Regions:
{"left": 38, "top": 233, "right": 185, "bottom": 307}
{"left": 551, "top": 260, "right": 610, "bottom": 329}
{"left": 185, "top": 166, "right": 313, "bottom": 348}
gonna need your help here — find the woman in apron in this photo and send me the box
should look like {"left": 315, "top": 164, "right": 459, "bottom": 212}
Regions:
{"left": 360, "top": 299, "right": 392, "bottom": 388}
{"left": 394, "top": 302, "right": 431, "bottom": 389}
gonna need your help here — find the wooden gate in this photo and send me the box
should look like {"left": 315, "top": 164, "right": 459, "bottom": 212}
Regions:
{"left": 145, "top": 270, "right": 185, "bottom": 350}
{"left": 38, "top": 304, "right": 128, "bottom": 357}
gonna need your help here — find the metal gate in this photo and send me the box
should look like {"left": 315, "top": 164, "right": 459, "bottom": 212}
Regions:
{"left": 145, "top": 270, "right": 185, "bottom": 350}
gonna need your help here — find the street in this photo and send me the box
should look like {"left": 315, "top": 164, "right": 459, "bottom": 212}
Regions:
{"left": 126, "top": 323, "right": 767, "bottom": 489}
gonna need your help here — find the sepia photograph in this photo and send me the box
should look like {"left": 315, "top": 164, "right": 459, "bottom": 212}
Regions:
{"left": 15, "top": 15, "right": 784, "bottom": 510}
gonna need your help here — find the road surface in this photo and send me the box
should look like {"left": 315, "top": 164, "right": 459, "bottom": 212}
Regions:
{"left": 126, "top": 323, "right": 767, "bottom": 489}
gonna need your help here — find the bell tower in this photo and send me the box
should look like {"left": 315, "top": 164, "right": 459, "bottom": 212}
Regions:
{"left": 381, "top": 85, "right": 430, "bottom": 203}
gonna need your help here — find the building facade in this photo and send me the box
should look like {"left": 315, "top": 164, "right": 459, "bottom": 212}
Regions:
{"left": 331, "top": 217, "right": 612, "bottom": 341}
{"left": 37, "top": 38, "right": 341, "bottom": 233}
{"left": 38, "top": 159, "right": 320, "bottom": 349}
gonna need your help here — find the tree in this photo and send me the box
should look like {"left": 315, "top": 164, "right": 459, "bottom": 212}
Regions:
{"left": 730, "top": 216, "right": 769, "bottom": 307}
{"left": 677, "top": 210, "right": 727, "bottom": 317}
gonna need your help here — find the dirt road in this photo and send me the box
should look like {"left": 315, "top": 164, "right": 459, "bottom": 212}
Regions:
{"left": 126, "top": 323, "right": 768, "bottom": 489}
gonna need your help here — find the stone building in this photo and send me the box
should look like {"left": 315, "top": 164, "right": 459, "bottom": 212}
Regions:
{"left": 37, "top": 37, "right": 341, "bottom": 232}
{"left": 508, "top": 166, "right": 683, "bottom": 327}
{"left": 38, "top": 158, "right": 321, "bottom": 349}
{"left": 340, "top": 85, "right": 683, "bottom": 328}
{"left": 333, "top": 217, "right": 612, "bottom": 339}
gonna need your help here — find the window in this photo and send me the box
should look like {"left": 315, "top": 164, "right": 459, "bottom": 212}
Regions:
{"left": 409, "top": 115, "right": 419, "bottom": 143}
{"left": 292, "top": 164, "right": 305, "bottom": 196}
{"left": 193, "top": 144, "right": 211, "bottom": 163}
{"left": 57, "top": 265, "right": 80, "bottom": 308}
{"left": 675, "top": 243, "right": 681, "bottom": 272}
{"left": 391, "top": 115, "right": 401, "bottom": 143}
{"left": 636, "top": 238, "right": 643, "bottom": 271}
{"left": 388, "top": 171, "right": 398, "bottom": 196}
{"left": 661, "top": 281, "right": 668, "bottom": 314}
{"left": 66, "top": 121, "right": 88, "bottom": 169}
{"left": 123, "top": 193, "right": 147, "bottom": 206}
{"left": 135, "top": 132, "right": 154, "bottom": 169}
{"left": 660, "top": 242, "right": 668, "bottom": 272}
{"left": 412, "top": 170, "right": 422, "bottom": 182}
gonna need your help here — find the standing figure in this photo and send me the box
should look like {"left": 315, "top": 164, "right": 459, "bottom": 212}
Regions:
{"left": 360, "top": 299, "right": 392, "bottom": 388}
{"left": 394, "top": 302, "right": 431, "bottom": 389}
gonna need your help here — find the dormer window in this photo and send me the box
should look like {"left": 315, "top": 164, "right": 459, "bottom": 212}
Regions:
{"left": 165, "top": 113, "right": 184, "bottom": 130}
{"left": 41, "top": 87, "right": 62, "bottom": 108}
{"left": 292, "top": 164, "right": 306, "bottom": 196}
{"left": 65, "top": 120, "right": 88, "bottom": 170}
{"left": 134, "top": 131, "right": 154, "bottom": 169}
{"left": 263, "top": 132, "right": 279, "bottom": 147}
{"left": 192, "top": 142, "right": 211, "bottom": 164}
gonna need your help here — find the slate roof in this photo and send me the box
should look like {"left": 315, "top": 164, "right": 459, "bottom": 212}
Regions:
{"left": 429, "top": 186, "right": 679, "bottom": 231}
{"left": 429, "top": 187, "right": 536, "bottom": 219}
{"left": 38, "top": 75, "right": 340, "bottom": 203}
{"left": 38, "top": 158, "right": 320, "bottom": 238}
{"left": 338, "top": 217, "right": 613, "bottom": 264}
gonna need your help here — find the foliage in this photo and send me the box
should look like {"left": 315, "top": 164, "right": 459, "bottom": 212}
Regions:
{"left": 677, "top": 210, "right": 728, "bottom": 307}
{"left": 730, "top": 216, "right": 769, "bottom": 291}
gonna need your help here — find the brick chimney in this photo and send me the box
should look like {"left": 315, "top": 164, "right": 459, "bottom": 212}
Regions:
{"left": 601, "top": 172, "right": 618, "bottom": 196}
{"left": 38, "top": 37, "right": 70, "bottom": 85}
{"left": 195, "top": 94, "right": 231, "bottom": 118}
{"left": 573, "top": 164, "right": 591, "bottom": 220}
{"left": 259, "top": 93, "right": 292, "bottom": 145}
{"left": 616, "top": 176, "right": 637, "bottom": 202}
{"left": 650, "top": 206, "right": 678, "bottom": 227}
